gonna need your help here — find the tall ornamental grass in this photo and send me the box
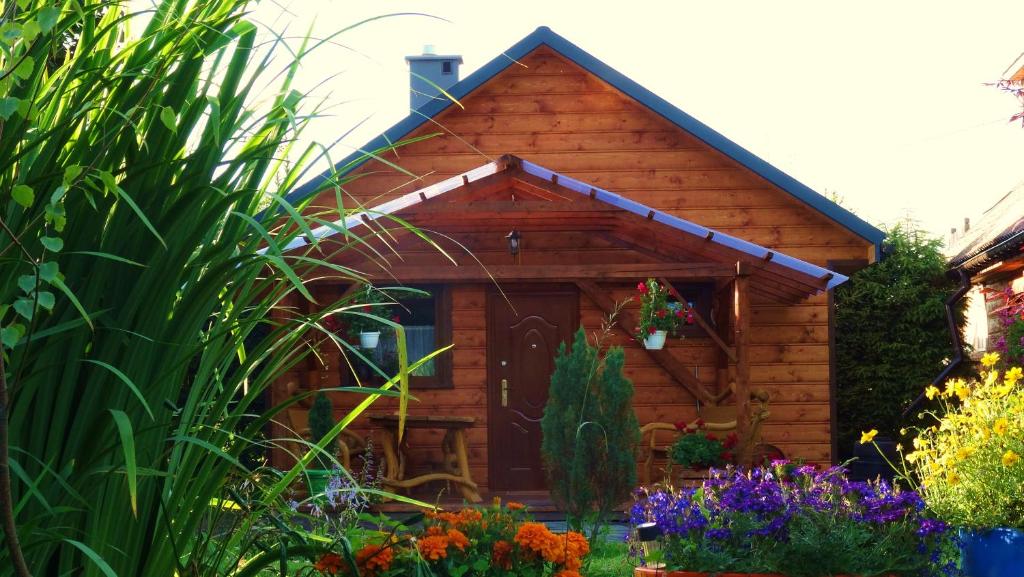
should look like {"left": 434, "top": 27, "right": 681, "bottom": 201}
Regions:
{"left": 0, "top": 1, "right": 436, "bottom": 574}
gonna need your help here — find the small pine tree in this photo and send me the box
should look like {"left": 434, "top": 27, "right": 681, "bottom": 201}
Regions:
{"left": 307, "top": 391, "right": 338, "bottom": 470}
{"left": 541, "top": 327, "right": 640, "bottom": 538}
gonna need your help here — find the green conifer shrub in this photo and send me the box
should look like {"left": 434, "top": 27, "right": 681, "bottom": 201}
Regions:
{"left": 541, "top": 327, "right": 640, "bottom": 538}
{"left": 308, "top": 392, "right": 338, "bottom": 470}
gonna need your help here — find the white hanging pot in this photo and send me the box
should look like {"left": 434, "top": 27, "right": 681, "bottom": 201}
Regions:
{"left": 359, "top": 331, "right": 381, "bottom": 349}
{"left": 643, "top": 330, "right": 667, "bottom": 350}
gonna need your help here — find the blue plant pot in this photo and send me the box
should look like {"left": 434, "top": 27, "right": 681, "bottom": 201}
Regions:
{"left": 960, "top": 527, "right": 1024, "bottom": 577}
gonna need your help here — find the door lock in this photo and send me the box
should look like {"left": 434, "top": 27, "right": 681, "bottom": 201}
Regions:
{"left": 501, "top": 379, "right": 509, "bottom": 407}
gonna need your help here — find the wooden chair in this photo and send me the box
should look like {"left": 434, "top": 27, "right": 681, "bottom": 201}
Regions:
{"left": 638, "top": 389, "right": 772, "bottom": 484}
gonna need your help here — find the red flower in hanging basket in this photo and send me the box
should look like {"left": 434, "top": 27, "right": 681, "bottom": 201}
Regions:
{"left": 647, "top": 326, "right": 657, "bottom": 335}
{"left": 675, "top": 308, "right": 685, "bottom": 318}
{"left": 656, "top": 309, "right": 667, "bottom": 319}
{"left": 705, "top": 432, "right": 718, "bottom": 441}
{"left": 637, "top": 282, "right": 648, "bottom": 294}
{"left": 392, "top": 315, "right": 401, "bottom": 323}
{"left": 695, "top": 418, "right": 706, "bottom": 428}
{"left": 723, "top": 432, "right": 739, "bottom": 449}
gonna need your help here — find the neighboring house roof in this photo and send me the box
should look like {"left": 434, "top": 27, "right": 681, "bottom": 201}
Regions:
{"left": 949, "top": 179, "right": 1024, "bottom": 273}
{"left": 285, "top": 26, "right": 884, "bottom": 252}
{"left": 282, "top": 154, "right": 848, "bottom": 296}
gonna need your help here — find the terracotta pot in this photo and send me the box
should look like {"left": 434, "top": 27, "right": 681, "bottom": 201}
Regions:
{"left": 643, "top": 330, "right": 667, "bottom": 350}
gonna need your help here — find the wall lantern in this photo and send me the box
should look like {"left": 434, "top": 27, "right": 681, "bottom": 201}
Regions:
{"left": 506, "top": 230, "right": 521, "bottom": 256}
{"left": 636, "top": 521, "right": 663, "bottom": 568}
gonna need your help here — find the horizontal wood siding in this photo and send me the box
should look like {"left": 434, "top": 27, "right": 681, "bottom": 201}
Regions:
{"left": 275, "top": 46, "right": 875, "bottom": 474}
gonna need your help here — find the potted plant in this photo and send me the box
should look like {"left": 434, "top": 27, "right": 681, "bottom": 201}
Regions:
{"left": 629, "top": 463, "right": 954, "bottom": 577}
{"left": 304, "top": 391, "right": 338, "bottom": 500}
{"left": 347, "top": 288, "right": 393, "bottom": 349}
{"left": 884, "top": 352, "right": 1024, "bottom": 576}
{"left": 668, "top": 421, "right": 737, "bottom": 477}
{"left": 635, "top": 279, "right": 692, "bottom": 350}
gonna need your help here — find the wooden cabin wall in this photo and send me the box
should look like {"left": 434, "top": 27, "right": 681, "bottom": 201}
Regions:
{"left": 275, "top": 46, "right": 873, "bottom": 477}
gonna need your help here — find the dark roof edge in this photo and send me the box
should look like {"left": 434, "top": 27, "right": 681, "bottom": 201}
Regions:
{"left": 287, "top": 26, "right": 885, "bottom": 248}
{"left": 949, "top": 229, "right": 1024, "bottom": 274}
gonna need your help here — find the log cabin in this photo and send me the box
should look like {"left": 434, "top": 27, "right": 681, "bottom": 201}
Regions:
{"left": 270, "top": 26, "right": 885, "bottom": 499}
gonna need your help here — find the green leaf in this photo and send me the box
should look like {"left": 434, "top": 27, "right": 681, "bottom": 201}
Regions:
{"left": 50, "top": 276, "right": 91, "bottom": 329}
{"left": 63, "top": 164, "right": 82, "bottom": 184}
{"left": 13, "top": 298, "right": 34, "bottom": 320}
{"left": 21, "top": 21, "right": 40, "bottom": 42}
{"left": 0, "top": 97, "right": 20, "bottom": 120}
{"left": 100, "top": 171, "right": 165, "bottom": 248}
{"left": 40, "top": 236, "right": 63, "bottom": 252}
{"left": 159, "top": 106, "right": 176, "bottom": 132}
{"left": 83, "top": 360, "right": 154, "bottom": 420}
{"left": 17, "top": 274, "right": 35, "bottom": 294}
{"left": 13, "top": 56, "right": 34, "bottom": 80}
{"left": 36, "top": 291, "right": 55, "bottom": 311}
{"left": 1, "top": 324, "right": 25, "bottom": 348}
{"left": 110, "top": 410, "right": 138, "bottom": 516}
{"left": 64, "top": 539, "right": 117, "bottom": 577}
{"left": 38, "top": 6, "right": 60, "bottom": 34}
{"left": 50, "top": 184, "right": 67, "bottom": 204}
{"left": 12, "top": 184, "right": 34, "bottom": 208}
{"left": 67, "top": 250, "right": 145, "bottom": 267}
{"left": 0, "top": 23, "right": 22, "bottom": 42}
{"left": 38, "top": 261, "right": 58, "bottom": 282}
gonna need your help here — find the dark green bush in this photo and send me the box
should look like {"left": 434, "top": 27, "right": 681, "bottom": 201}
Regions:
{"left": 834, "top": 224, "right": 967, "bottom": 458}
{"left": 308, "top": 391, "right": 338, "bottom": 470}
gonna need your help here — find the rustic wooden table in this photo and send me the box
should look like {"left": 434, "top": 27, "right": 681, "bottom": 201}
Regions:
{"left": 368, "top": 414, "right": 482, "bottom": 503}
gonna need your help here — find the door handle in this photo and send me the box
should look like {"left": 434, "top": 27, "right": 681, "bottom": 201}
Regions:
{"left": 501, "top": 379, "right": 509, "bottom": 407}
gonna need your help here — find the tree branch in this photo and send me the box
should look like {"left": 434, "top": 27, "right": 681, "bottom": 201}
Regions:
{"left": 0, "top": 350, "right": 32, "bottom": 576}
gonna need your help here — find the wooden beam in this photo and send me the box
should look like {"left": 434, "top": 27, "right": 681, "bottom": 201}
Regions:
{"left": 349, "top": 262, "right": 738, "bottom": 283}
{"left": 733, "top": 263, "right": 753, "bottom": 465}
{"left": 576, "top": 281, "right": 716, "bottom": 405}
{"left": 659, "top": 277, "right": 737, "bottom": 363}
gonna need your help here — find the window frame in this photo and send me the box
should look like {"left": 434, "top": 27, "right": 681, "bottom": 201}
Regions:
{"left": 345, "top": 284, "right": 453, "bottom": 390}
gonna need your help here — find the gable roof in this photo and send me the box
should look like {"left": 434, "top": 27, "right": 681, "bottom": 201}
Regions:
{"left": 284, "top": 154, "right": 848, "bottom": 299}
{"left": 286, "top": 26, "right": 884, "bottom": 252}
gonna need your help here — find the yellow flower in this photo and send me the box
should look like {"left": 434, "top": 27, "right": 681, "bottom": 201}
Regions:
{"left": 860, "top": 429, "right": 878, "bottom": 444}
{"left": 994, "top": 383, "right": 1014, "bottom": 398}
{"left": 954, "top": 381, "right": 971, "bottom": 401}
{"left": 925, "top": 385, "right": 940, "bottom": 400}
{"left": 906, "top": 451, "right": 920, "bottom": 463}
{"left": 1006, "top": 367, "right": 1023, "bottom": 385}
{"left": 994, "top": 418, "right": 1009, "bottom": 436}
{"left": 955, "top": 447, "right": 975, "bottom": 461}
{"left": 946, "top": 471, "right": 960, "bottom": 485}
{"left": 982, "top": 352, "right": 1000, "bottom": 367}
{"left": 1003, "top": 450, "right": 1020, "bottom": 467}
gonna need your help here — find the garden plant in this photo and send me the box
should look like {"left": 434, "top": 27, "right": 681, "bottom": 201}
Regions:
{"left": 629, "top": 463, "right": 955, "bottom": 577}
{"left": 0, "top": 1, "right": 446, "bottom": 574}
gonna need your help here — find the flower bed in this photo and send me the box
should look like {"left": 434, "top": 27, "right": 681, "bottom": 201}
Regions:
{"left": 629, "top": 464, "right": 954, "bottom": 577}
{"left": 309, "top": 500, "right": 590, "bottom": 576}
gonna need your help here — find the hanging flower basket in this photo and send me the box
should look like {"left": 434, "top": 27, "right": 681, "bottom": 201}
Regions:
{"left": 643, "top": 329, "right": 667, "bottom": 350}
{"left": 358, "top": 331, "right": 381, "bottom": 349}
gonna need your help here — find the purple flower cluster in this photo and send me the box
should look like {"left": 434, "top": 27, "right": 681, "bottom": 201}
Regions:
{"left": 631, "top": 463, "right": 953, "bottom": 576}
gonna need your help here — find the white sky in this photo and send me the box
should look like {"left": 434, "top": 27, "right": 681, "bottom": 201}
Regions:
{"left": 250, "top": 0, "right": 1024, "bottom": 245}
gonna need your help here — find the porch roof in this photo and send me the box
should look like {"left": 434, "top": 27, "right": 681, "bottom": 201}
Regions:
{"left": 283, "top": 155, "right": 848, "bottom": 301}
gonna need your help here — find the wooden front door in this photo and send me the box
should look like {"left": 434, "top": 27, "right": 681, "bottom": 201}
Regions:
{"left": 487, "top": 288, "right": 578, "bottom": 491}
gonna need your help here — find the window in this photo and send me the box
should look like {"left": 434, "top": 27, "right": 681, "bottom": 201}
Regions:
{"left": 667, "top": 282, "right": 714, "bottom": 338}
{"left": 441, "top": 61, "right": 453, "bottom": 75}
{"left": 349, "top": 285, "right": 452, "bottom": 389}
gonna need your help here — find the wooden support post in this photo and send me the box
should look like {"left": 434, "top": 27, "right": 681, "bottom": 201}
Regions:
{"left": 734, "top": 262, "right": 753, "bottom": 465}
{"left": 576, "top": 281, "right": 716, "bottom": 405}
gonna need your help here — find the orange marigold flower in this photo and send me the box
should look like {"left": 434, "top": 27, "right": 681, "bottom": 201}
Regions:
{"left": 446, "top": 528, "right": 470, "bottom": 551}
{"left": 514, "top": 522, "right": 556, "bottom": 554}
{"left": 425, "top": 525, "right": 445, "bottom": 536}
{"left": 313, "top": 552, "right": 344, "bottom": 575}
{"left": 555, "top": 570, "right": 582, "bottom": 577}
{"left": 418, "top": 535, "right": 450, "bottom": 561}
{"left": 355, "top": 544, "right": 393, "bottom": 576}
{"left": 506, "top": 501, "right": 526, "bottom": 510}
{"left": 565, "top": 531, "right": 590, "bottom": 558}
{"left": 457, "top": 508, "right": 483, "bottom": 525}
{"left": 492, "top": 540, "right": 513, "bottom": 569}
